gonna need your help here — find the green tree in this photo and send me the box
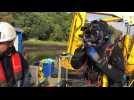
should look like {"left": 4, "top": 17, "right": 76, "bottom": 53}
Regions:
{"left": 0, "top": 12, "right": 72, "bottom": 41}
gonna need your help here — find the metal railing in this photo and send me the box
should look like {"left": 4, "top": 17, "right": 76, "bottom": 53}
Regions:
{"left": 57, "top": 54, "right": 73, "bottom": 87}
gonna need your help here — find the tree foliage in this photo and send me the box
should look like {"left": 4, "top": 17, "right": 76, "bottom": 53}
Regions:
{"left": 0, "top": 12, "right": 72, "bottom": 41}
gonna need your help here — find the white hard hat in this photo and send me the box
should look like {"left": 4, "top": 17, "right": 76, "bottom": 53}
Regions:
{"left": 0, "top": 22, "right": 16, "bottom": 42}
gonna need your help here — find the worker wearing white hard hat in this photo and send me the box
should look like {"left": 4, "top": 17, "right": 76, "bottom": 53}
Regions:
{"left": 0, "top": 22, "right": 32, "bottom": 87}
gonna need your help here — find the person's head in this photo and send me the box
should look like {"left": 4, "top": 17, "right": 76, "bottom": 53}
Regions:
{"left": 81, "top": 20, "right": 111, "bottom": 44}
{"left": 0, "top": 22, "right": 16, "bottom": 53}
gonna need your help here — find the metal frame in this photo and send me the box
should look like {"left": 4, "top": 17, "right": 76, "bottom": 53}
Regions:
{"left": 57, "top": 54, "right": 73, "bottom": 87}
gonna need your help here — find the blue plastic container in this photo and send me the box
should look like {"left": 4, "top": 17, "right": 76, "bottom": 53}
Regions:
{"left": 41, "top": 58, "right": 55, "bottom": 77}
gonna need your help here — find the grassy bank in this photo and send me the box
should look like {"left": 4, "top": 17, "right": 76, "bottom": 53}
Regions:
{"left": 24, "top": 39, "right": 67, "bottom": 46}
{"left": 24, "top": 39, "right": 67, "bottom": 65}
{"left": 28, "top": 51, "right": 57, "bottom": 64}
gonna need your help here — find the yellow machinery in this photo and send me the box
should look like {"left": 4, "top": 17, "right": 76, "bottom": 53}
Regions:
{"left": 59, "top": 12, "right": 134, "bottom": 87}
{"left": 123, "top": 24, "right": 134, "bottom": 87}
{"left": 38, "top": 65, "right": 43, "bottom": 81}
{"left": 67, "top": 12, "right": 87, "bottom": 55}
{"left": 38, "top": 63, "right": 47, "bottom": 84}
{"left": 123, "top": 25, "right": 134, "bottom": 76}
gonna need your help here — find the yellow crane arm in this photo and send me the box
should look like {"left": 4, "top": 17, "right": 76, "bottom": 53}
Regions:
{"left": 67, "top": 12, "right": 87, "bottom": 55}
{"left": 101, "top": 17, "right": 122, "bottom": 22}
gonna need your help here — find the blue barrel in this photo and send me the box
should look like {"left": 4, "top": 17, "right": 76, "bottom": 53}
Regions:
{"left": 41, "top": 58, "right": 55, "bottom": 77}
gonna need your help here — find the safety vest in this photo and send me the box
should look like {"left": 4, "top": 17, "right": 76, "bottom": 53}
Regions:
{"left": 0, "top": 53, "right": 23, "bottom": 86}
